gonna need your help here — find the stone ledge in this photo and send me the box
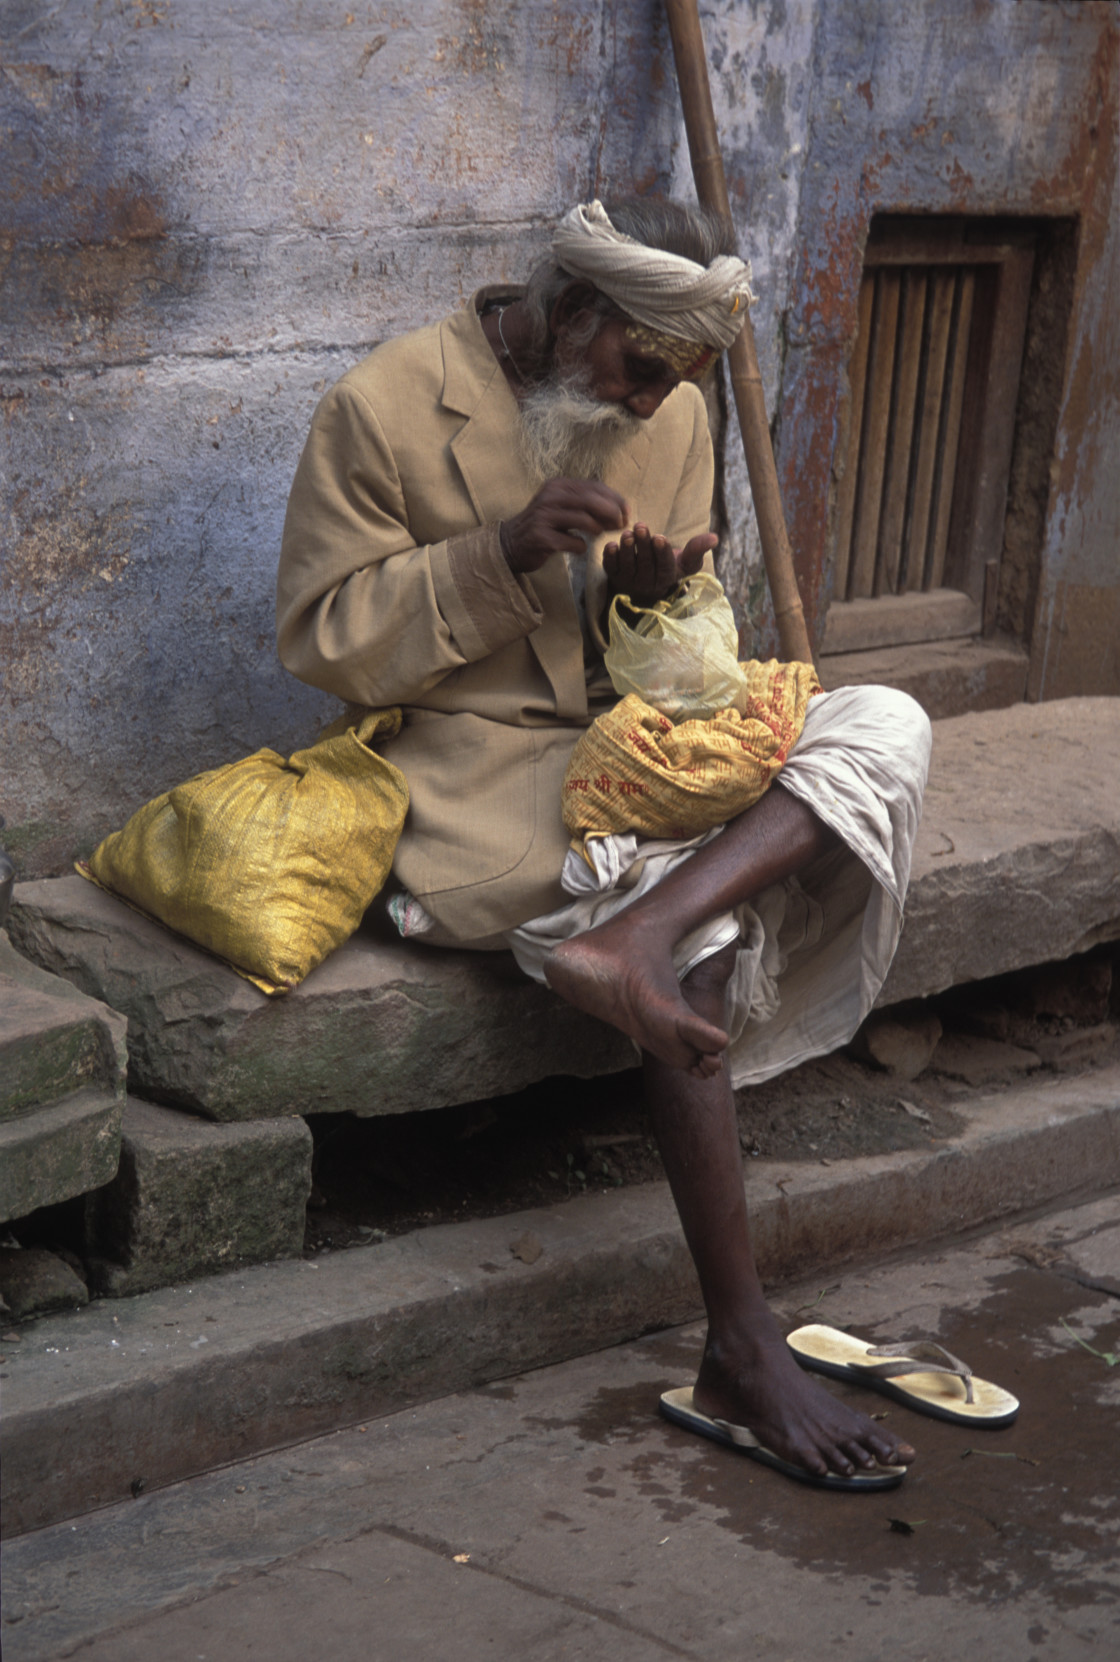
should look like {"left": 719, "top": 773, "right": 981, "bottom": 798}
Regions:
{"left": 7, "top": 697, "right": 1120, "bottom": 1122}
{"left": 0, "top": 1088, "right": 124, "bottom": 1225}
{"left": 7, "top": 883, "right": 633, "bottom": 1121}
{"left": 87, "top": 1100, "right": 313, "bottom": 1298}
{"left": 0, "top": 932, "right": 127, "bottom": 1222}
{"left": 819, "top": 633, "right": 1030, "bottom": 721}
{"left": 2, "top": 1066, "right": 1117, "bottom": 1536}
{"left": 878, "top": 696, "right": 1120, "bottom": 1004}
{"left": 0, "top": 932, "right": 126, "bottom": 1125}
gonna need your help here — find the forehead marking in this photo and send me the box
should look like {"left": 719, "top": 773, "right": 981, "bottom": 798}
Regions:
{"left": 623, "top": 321, "right": 718, "bottom": 382}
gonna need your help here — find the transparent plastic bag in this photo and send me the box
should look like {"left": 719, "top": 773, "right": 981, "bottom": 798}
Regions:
{"left": 604, "top": 572, "right": 748, "bottom": 720}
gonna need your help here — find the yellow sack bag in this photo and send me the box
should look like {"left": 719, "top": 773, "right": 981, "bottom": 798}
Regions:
{"left": 604, "top": 571, "right": 749, "bottom": 720}
{"left": 563, "top": 660, "right": 822, "bottom": 845}
{"left": 79, "top": 708, "right": 408, "bottom": 995}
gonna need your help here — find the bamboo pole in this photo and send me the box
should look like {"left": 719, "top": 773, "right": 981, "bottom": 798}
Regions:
{"left": 663, "top": 0, "right": 814, "bottom": 665}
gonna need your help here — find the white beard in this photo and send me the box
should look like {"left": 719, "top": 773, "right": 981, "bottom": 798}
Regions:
{"left": 517, "top": 365, "right": 643, "bottom": 483}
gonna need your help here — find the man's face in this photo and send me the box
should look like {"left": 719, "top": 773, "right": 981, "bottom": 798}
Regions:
{"left": 517, "top": 304, "right": 713, "bottom": 482}
{"left": 556, "top": 314, "right": 682, "bottom": 422}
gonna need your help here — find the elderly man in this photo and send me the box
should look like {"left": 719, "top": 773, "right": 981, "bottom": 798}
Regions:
{"left": 278, "top": 198, "right": 931, "bottom": 1490}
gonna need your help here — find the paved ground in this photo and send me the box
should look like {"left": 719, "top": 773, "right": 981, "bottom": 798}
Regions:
{"left": 5, "top": 1192, "right": 1118, "bottom": 1662}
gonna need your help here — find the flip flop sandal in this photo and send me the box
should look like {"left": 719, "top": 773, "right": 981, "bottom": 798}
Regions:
{"left": 786, "top": 1324, "right": 1020, "bottom": 1428}
{"left": 659, "top": 1387, "right": 907, "bottom": 1492}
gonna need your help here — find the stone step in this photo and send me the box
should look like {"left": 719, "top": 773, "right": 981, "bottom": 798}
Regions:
{"left": 0, "top": 933, "right": 127, "bottom": 1223}
{"left": 86, "top": 1099, "right": 312, "bottom": 1298}
{"left": 0, "top": 934, "right": 126, "bottom": 1124}
{"left": 820, "top": 633, "right": 1029, "bottom": 721}
{"left": 7, "top": 696, "right": 1120, "bottom": 1124}
{"left": 0, "top": 1087, "right": 124, "bottom": 1226}
{"left": 2, "top": 1065, "right": 1118, "bottom": 1537}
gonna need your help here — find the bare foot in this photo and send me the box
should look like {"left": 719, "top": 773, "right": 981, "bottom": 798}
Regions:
{"left": 693, "top": 1326, "right": 916, "bottom": 1478}
{"left": 544, "top": 918, "right": 728, "bottom": 1075}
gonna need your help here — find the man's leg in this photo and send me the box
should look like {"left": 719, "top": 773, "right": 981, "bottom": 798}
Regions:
{"left": 545, "top": 781, "right": 837, "bottom": 1077}
{"left": 646, "top": 945, "right": 916, "bottom": 1476}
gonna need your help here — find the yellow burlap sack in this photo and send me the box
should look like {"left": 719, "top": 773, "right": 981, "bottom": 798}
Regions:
{"left": 563, "top": 660, "right": 822, "bottom": 845}
{"left": 79, "top": 708, "right": 408, "bottom": 995}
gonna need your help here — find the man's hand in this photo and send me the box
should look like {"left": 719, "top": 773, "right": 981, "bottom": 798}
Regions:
{"left": 500, "top": 479, "right": 629, "bottom": 575}
{"left": 603, "top": 524, "right": 718, "bottom": 608}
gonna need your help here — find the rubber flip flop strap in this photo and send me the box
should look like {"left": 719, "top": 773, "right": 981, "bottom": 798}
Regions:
{"left": 709, "top": 1417, "right": 904, "bottom": 1491}
{"left": 712, "top": 1417, "right": 761, "bottom": 1450}
{"left": 864, "top": 1340, "right": 975, "bottom": 1404}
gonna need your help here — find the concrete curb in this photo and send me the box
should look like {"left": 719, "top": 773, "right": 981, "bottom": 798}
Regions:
{"left": 3, "top": 1064, "right": 1118, "bottom": 1537}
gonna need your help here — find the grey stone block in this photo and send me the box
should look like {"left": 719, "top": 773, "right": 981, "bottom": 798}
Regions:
{"left": 0, "top": 1089, "right": 124, "bottom": 1225}
{"left": 0, "top": 932, "right": 126, "bottom": 1222}
{"left": 0, "top": 980, "right": 107, "bottom": 1123}
{"left": 8, "top": 879, "right": 633, "bottom": 1122}
{"left": 86, "top": 1100, "right": 313, "bottom": 1296}
{"left": 0, "top": 932, "right": 126, "bottom": 1123}
{"left": 880, "top": 698, "right": 1120, "bottom": 1005}
{"left": 0, "top": 1247, "right": 89, "bottom": 1321}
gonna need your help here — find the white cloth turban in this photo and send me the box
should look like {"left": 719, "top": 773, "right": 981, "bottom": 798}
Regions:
{"left": 551, "top": 200, "right": 756, "bottom": 350}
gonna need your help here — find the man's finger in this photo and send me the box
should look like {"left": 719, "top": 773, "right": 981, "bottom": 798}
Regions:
{"left": 651, "top": 535, "right": 677, "bottom": 590}
{"left": 677, "top": 532, "right": 719, "bottom": 566}
{"left": 548, "top": 479, "right": 629, "bottom": 528}
{"left": 623, "top": 531, "right": 654, "bottom": 595}
{"left": 543, "top": 508, "right": 630, "bottom": 543}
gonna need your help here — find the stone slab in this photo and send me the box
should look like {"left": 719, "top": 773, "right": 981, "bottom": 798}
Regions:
{"left": 9, "top": 699, "right": 1120, "bottom": 1123}
{"left": 0, "top": 1247, "right": 89, "bottom": 1322}
{"left": 0, "top": 932, "right": 126, "bottom": 1124}
{"left": 0, "top": 1089, "right": 124, "bottom": 1227}
{"left": 7, "top": 880, "right": 633, "bottom": 1121}
{"left": 820, "top": 634, "right": 1030, "bottom": 720}
{"left": 0, "top": 979, "right": 106, "bottom": 1123}
{"left": 1, "top": 1064, "right": 1117, "bottom": 1537}
{"left": 879, "top": 697, "right": 1120, "bottom": 1004}
{"left": 820, "top": 588, "right": 981, "bottom": 655}
{"left": 86, "top": 1101, "right": 313, "bottom": 1298}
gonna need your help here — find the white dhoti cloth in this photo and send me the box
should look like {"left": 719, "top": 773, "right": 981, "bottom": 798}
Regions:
{"left": 504, "top": 685, "right": 932, "bottom": 1087}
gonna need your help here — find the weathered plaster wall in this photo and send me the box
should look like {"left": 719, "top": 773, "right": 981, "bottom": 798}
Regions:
{"left": 0, "top": 0, "right": 685, "bottom": 866}
{"left": 2, "top": 0, "right": 1116, "bottom": 871}
{"left": 675, "top": 0, "right": 817, "bottom": 638}
{"left": 776, "top": 0, "right": 1118, "bottom": 688}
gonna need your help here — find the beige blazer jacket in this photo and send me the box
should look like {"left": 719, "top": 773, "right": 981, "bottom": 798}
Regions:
{"left": 277, "top": 291, "right": 715, "bottom": 939}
